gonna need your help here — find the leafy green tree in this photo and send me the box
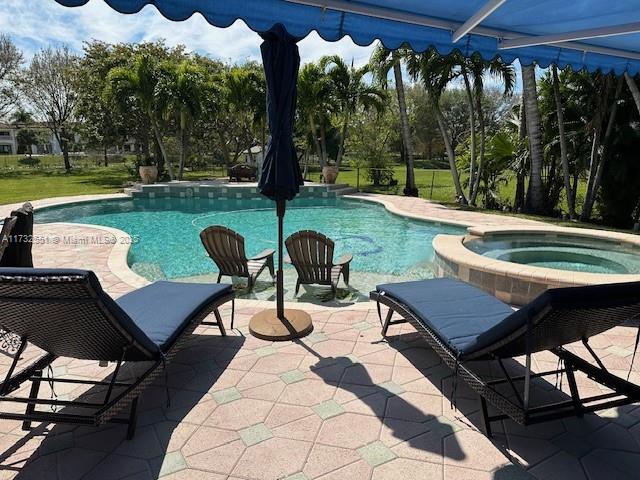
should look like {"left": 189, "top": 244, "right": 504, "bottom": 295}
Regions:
{"left": 320, "top": 55, "right": 386, "bottom": 172}
{"left": 0, "top": 35, "right": 22, "bottom": 120}
{"left": 158, "top": 60, "right": 208, "bottom": 179}
{"left": 463, "top": 54, "right": 515, "bottom": 205}
{"left": 406, "top": 50, "right": 467, "bottom": 203}
{"left": 18, "top": 46, "right": 79, "bottom": 171}
{"left": 370, "top": 44, "right": 418, "bottom": 196}
{"left": 106, "top": 53, "right": 176, "bottom": 179}
{"left": 219, "top": 63, "right": 266, "bottom": 167}
{"left": 76, "top": 41, "right": 127, "bottom": 166}
{"left": 297, "top": 62, "right": 333, "bottom": 168}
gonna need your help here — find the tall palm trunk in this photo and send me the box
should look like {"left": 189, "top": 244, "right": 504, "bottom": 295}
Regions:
{"left": 522, "top": 64, "right": 544, "bottom": 214}
{"left": 434, "top": 103, "right": 467, "bottom": 204}
{"left": 551, "top": 65, "right": 576, "bottom": 220}
{"left": 625, "top": 72, "right": 640, "bottom": 116}
{"left": 513, "top": 98, "right": 527, "bottom": 212}
{"left": 308, "top": 115, "right": 326, "bottom": 168}
{"left": 152, "top": 119, "right": 173, "bottom": 180}
{"left": 461, "top": 67, "right": 477, "bottom": 202}
{"left": 335, "top": 113, "right": 350, "bottom": 170}
{"left": 582, "top": 76, "right": 623, "bottom": 221}
{"left": 179, "top": 127, "right": 188, "bottom": 180}
{"left": 393, "top": 56, "right": 417, "bottom": 196}
{"left": 471, "top": 89, "right": 486, "bottom": 204}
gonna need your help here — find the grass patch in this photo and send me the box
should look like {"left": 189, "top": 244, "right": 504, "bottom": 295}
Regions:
{"left": 0, "top": 165, "right": 131, "bottom": 205}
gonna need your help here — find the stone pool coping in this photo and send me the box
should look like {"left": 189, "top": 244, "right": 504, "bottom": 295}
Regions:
{"left": 433, "top": 224, "right": 640, "bottom": 306}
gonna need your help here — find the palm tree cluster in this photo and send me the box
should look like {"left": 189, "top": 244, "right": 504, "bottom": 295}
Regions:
{"left": 297, "top": 55, "right": 386, "bottom": 178}
{"left": 6, "top": 34, "right": 640, "bottom": 228}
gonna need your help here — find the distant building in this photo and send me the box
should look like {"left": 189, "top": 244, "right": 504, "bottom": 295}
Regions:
{"left": 0, "top": 122, "right": 62, "bottom": 155}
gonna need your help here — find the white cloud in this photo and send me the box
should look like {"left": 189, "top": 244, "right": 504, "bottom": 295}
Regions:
{"left": 1, "top": 0, "right": 375, "bottom": 66}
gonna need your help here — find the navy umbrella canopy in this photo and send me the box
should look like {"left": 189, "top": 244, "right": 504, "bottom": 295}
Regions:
{"left": 258, "top": 25, "right": 303, "bottom": 202}
{"left": 256, "top": 24, "right": 308, "bottom": 329}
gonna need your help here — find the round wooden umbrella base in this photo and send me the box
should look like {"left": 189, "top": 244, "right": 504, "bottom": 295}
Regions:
{"left": 249, "top": 309, "right": 313, "bottom": 341}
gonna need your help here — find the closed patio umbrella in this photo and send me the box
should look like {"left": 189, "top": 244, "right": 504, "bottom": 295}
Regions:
{"left": 249, "top": 24, "right": 313, "bottom": 340}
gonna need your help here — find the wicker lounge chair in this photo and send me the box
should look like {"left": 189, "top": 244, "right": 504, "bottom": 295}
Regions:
{"left": 371, "top": 278, "right": 640, "bottom": 436}
{"left": 285, "top": 230, "right": 352, "bottom": 297}
{"left": 0, "top": 216, "right": 18, "bottom": 263}
{"left": 0, "top": 268, "right": 235, "bottom": 439}
{"left": 200, "top": 225, "right": 275, "bottom": 292}
{"left": 0, "top": 202, "right": 33, "bottom": 268}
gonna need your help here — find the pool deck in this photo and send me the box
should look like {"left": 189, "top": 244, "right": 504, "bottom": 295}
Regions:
{"left": 1, "top": 193, "right": 640, "bottom": 480}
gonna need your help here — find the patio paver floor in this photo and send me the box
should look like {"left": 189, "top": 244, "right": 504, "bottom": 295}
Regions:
{"left": 0, "top": 196, "right": 638, "bottom": 479}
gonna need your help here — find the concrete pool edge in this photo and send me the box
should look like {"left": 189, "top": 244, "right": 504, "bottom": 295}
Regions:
{"left": 433, "top": 225, "right": 640, "bottom": 306}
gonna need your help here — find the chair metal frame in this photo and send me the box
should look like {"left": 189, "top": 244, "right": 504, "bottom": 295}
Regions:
{"left": 371, "top": 290, "right": 640, "bottom": 437}
{"left": 0, "top": 276, "right": 234, "bottom": 439}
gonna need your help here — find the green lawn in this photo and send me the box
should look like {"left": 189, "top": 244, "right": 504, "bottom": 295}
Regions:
{"left": 0, "top": 165, "right": 132, "bottom": 205}
{"left": 0, "top": 161, "right": 621, "bottom": 233}
{"left": 306, "top": 167, "right": 460, "bottom": 203}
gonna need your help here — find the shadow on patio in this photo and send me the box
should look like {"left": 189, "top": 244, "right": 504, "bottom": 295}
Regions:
{"left": 4, "top": 331, "right": 245, "bottom": 479}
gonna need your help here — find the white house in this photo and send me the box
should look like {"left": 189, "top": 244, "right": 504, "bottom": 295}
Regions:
{"left": 0, "top": 125, "right": 17, "bottom": 155}
{"left": 0, "top": 123, "right": 62, "bottom": 155}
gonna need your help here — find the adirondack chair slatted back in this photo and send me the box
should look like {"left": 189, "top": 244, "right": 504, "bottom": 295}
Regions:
{"left": 200, "top": 226, "right": 249, "bottom": 277}
{"left": 286, "top": 230, "right": 334, "bottom": 284}
{"left": 0, "top": 217, "right": 18, "bottom": 264}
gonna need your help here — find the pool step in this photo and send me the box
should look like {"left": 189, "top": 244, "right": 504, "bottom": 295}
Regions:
{"left": 331, "top": 186, "right": 358, "bottom": 196}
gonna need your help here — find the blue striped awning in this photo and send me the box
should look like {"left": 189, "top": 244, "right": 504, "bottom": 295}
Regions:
{"left": 53, "top": 0, "right": 640, "bottom": 75}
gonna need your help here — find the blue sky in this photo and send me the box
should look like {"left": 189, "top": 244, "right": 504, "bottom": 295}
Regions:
{"left": 2, "top": 0, "right": 522, "bottom": 91}
{"left": 1, "top": 0, "right": 375, "bottom": 66}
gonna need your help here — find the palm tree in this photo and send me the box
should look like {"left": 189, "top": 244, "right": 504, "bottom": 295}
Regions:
{"left": 159, "top": 60, "right": 205, "bottom": 180}
{"left": 297, "top": 62, "right": 333, "bottom": 168}
{"left": 551, "top": 64, "right": 576, "bottom": 219}
{"left": 320, "top": 55, "right": 386, "bottom": 171}
{"left": 581, "top": 74, "right": 624, "bottom": 221}
{"left": 223, "top": 65, "right": 266, "bottom": 166}
{"left": 106, "top": 54, "right": 175, "bottom": 180}
{"left": 521, "top": 63, "right": 544, "bottom": 213}
{"left": 406, "top": 50, "right": 468, "bottom": 204}
{"left": 370, "top": 44, "right": 418, "bottom": 196}
{"left": 465, "top": 54, "right": 515, "bottom": 205}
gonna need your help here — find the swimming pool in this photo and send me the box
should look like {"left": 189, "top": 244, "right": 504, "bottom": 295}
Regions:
{"left": 465, "top": 235, "right": 640, "bottom": 274}
{"left": 37, "top": 197, "right": 464, "bottom": 287}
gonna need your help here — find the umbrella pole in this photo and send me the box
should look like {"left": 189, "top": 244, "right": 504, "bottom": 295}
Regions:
{"left": 276, "top": 199, "right": 285, "bottom": 319}
{"left": 248, "top": 198, "right": 313, "bottom": 341}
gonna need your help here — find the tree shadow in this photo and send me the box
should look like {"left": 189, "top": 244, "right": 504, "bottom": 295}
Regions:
{"left": 4, "top": 331, "right": 245, "bottom": 479}
{"left": 301, "top": 341, "right": 466, "bottom": 462}
{"left": 380, "top": 325, "right": 640, "bottom": 478}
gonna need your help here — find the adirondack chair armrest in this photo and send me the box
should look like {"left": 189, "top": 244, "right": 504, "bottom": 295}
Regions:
{"left": 335, "top": 253, "right": 353, "bottom": 266}
{"left": 250, "top": 249, "right": 276, "bottom": 261}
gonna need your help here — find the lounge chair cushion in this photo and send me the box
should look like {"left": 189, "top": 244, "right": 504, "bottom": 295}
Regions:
{"left": 377, "top": 278, "right": 519, "bottom": 357}
{"left": 117, "top": 281, "right": 232, "bottom": 351}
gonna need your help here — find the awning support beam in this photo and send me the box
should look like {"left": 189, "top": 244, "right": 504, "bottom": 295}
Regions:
{"left": 286, "top": 0, "right": 640, "bottom": 60}
{"left": 452, "top": 0, "right": 507, "bottom": 43}
{"left": 500, "top": 21, "right": 640, "bottom": 50}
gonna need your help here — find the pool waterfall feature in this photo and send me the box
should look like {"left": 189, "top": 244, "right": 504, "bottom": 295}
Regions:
{"left": 433, "top": 225, "right": 640, "bottom": 306}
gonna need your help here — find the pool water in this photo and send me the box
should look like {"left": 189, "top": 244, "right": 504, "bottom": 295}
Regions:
{"left": 37, "top": 197, "right": 464, "bottom": 283}
{"left": 465, "top": 236, "right": 640, "bottom": 274}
